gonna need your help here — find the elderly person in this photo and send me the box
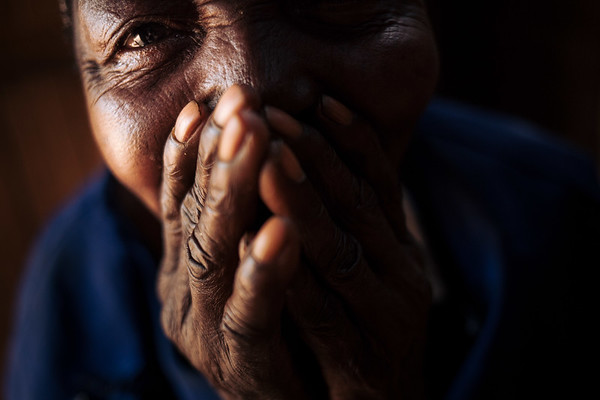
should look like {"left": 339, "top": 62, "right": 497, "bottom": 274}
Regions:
{"left": 5, "top": 0, "right": 599, "bottom": 399}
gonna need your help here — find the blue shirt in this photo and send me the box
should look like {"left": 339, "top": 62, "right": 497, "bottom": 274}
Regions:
{"left": 5, "top": 99, "right": 599, "bottom": 399}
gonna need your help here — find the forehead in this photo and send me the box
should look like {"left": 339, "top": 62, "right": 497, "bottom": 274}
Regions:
{"left": 77, "top": 0, "right": 188, "bottom": 15}
{"left": 74, "top": 0, "right": 417, "bottom": 20}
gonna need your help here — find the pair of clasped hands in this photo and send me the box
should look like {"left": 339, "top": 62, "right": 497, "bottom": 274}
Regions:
{"left": 158, "top": 85, "right": 431, "bottom": 399}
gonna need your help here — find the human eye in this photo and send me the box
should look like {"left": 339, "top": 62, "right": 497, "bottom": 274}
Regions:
{"left": 102, "top": 18, "right": 203, "bottom": 74}
{"left": 114, "top": 19, "right": 202, "bottom": 57}
{"left": 121, "top": 22, "right": 177, "bottom": 50}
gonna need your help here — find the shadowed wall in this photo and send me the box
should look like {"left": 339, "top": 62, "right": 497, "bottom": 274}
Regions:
{"left": 0, "top": 0, "right": 101, "bottom": 382}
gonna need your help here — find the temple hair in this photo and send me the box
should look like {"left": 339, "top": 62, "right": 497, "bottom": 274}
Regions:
{"left": 58, "top": 0, "right": 73, "bottom": 37}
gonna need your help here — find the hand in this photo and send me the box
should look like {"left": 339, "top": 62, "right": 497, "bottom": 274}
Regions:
{"left": 158, "top": 86, "right": 311, "bottom": 399}
{"left": 158, "top": 85, "right": 431, "bottom": 399}
{"left": 260, "top": 96, "right": 432, "bottom": 399}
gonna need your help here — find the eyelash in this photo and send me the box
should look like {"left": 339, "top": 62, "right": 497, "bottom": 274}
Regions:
{"left": 120, "top": 22, "right": 179, "bottom": 51}
{"left": 106, "top": 20, "right": 203, "bottom": 72}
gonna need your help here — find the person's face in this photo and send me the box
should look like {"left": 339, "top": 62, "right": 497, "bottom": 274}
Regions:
{"left": 73, "top": 0, "right": 438, "bottom": 215}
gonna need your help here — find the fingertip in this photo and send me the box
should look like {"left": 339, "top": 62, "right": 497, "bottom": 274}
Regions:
{"left": 264, "top": 106, "right": 303, "bottom": 139}
{"left": 225, "top": 217, "right": 299, "bottom": 337}
{"left": 238, "top": 232, "right": 256, "bottom": 261}
{"left": 213, "top": 85, "right": 260, "bottom": 127}
{"left": 319, "top": 95, "right": 354, "bottom": 126}
{"left": 251, "top": 216, "right": 299, "bottom": 268}
{"left": 258, "top": 149, "right": 280, "bottom": 207}
{"left": 240, "top": 108, "right": 270, "bottom": 141}
{"left": 258, "top": 142, "right": 306, "bottom": 218}
{"left": 164, "top": 102, "right": 205, "bottom": 174}
{"left": 218, "top": 109, "right": 270, "bottom": 162}
{"left": 218, "top": 114, "right": 246, "bottom": 161}
{"left": 279, "top": 143, "right": 306, "bottom": 183}
{"left": 252, "top": 216, "right": 294, "bottom": 263}
{"left": 174, "top": 100, "right": 205, "bottom": 143}
{"left": 162, "top": 103, "right": 206, "bottom": 220}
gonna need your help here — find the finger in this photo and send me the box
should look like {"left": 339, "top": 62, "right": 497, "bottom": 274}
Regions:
{"left": 182, "top": 85, "right": 260, "bottom": 235}
{"left": 272, "top": 104, "right": 429, "bottom": 306}
{"left": 259, "top": 145, "right": 394, "bottom": 319}
{"left": 238, "top": 232, "right": 255, "bottom": 261}
{"left": 222, "top": 217, "right": 299, "bottom": 344}
{"left": 284, "top": 266, "right": 368, "bottom": 399}
{"left": 188, "top": 109, "right": 270, "bottom": 328}
{"left": 260, "top": 148, "right": 431, "bottom": 397}
{"left": 317, "top": 95, "right": 409, "bottom": 241}
{"left": 197, "top": 85, "right": 260, "bottom": 196}
{"left": 265, "top": 107, "right": 406, "bottom": 273}
{"left": 220, "top": 217, "right": 304, "bottom": 398}
{"left": 160, "top": 100, "right": 206, "bottom": 276}
{"left": 288, "top": 268, "right": 427, "bottom": 400}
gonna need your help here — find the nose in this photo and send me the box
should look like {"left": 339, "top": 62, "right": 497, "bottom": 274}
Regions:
{"left": 188, "top": 4, "right": 320, "bottom": 114}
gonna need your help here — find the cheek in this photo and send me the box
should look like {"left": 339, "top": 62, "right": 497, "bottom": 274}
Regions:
{"left": 370, "top": 31, "right": 439, "bottom": 128}
{"left": 88, "top": 96, "right": 176, "bottom": 215}
{"left": 326, "top": 27, "right": 438, "bottom": 160}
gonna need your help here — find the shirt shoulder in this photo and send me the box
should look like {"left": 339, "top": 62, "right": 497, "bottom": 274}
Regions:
{"left": 410, "top": 99, "right": 599, "bottom": 399}
{"left": 411, "top": 98, "right": 599, "bottom": 195}
{"left": 5, "top": 172, "right": 168, "bottom": 399}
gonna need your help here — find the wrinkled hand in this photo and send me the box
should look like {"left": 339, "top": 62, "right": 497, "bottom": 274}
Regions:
{"left": 158, "top": 86, "right": 307, "bottom": 399}
{"left": 261, "top": 96, "right": 431, "bottom": 399}
{"left": 157, "top": 85, "right": 431, "bottom": 399}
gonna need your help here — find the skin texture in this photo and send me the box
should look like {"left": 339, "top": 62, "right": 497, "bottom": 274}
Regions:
{"left": 72, "top": 0, "right": 439, "bottom": 398}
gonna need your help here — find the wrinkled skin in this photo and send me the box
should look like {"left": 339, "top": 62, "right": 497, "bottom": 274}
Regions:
{"left": 73, "top": 0, "right": 438, "bottom": 398}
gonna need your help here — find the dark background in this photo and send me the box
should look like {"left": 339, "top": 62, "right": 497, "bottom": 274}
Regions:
{"left": 428, "top": 0, "right": 600, "bottom": 158}
{"left": 1, "top": 0, "right": 599, "bottom": 386}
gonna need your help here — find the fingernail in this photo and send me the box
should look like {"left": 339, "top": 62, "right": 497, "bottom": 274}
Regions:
{"left": 321, "top": 95, "right": 353, "bottom": 126}
{"left": 218, "top": 114, "right": 246, "bottom": 161}
{"left": 251, "top": 217, "right": 291, "bottom": 263}
{"left": 264, "top": 106, "right": 302, "bottom": 139}
{"left": 279, "top": 143, "right": 305, "bottom": 183}
{"left": 204, "top": 116, "right": 222, "bottom": 138}
{"left": 238, "top": 232, "right": 256, "bottom": 260}
{"left": 213, "top": 85, "right": 248, "bottom": 127}
{"left": 173, "top": 100, "right": 203, "bottom": 143}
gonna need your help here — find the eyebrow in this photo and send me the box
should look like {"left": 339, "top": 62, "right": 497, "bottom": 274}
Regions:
{"left": 77, "top": 0, "right": 198, "bottom": 61}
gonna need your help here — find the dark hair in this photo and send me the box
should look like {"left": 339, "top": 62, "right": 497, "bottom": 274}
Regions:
{"left": 58, "top": 0, "right": 73, "bottom": 36}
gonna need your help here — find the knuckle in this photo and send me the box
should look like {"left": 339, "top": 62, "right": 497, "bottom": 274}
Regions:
{"left": 204, "top": 182, "right": 234, "bottom": 217}
{"left": 220, "top": 302, "right": 264, "bottom": 345}
{"left": 206, "top": 163, "right": 255, "bottom": 212}
{"left": 324, "top": 146, "right": 345, "bottom": 178}
{"left": 181, "top": 193, "right": 201, "bottom": 225}
{"left": 196, "top": 157, "right": 215, "bottom": 184}
{"left": 164, "top": 157, "right": 186, "bottom": 180}
{"left": 325, "top": 230, "right": 363, "bottom": 277}
{"left": 186, "top": 232, "right": 212, "bottom": 280}
{"left": 191, "top": 179, "right": 207, "bottom": 206}
{"left": 186, "top": 227, "right": 234, "bottom": 289}
{"left": 299, "top": 292, "right": 344, "bottom": 337}
{"left": 161, "top": 197, "right": 182, "bottom": 223}
{"left": 336, "top": 178, "right": 380, "bottom": 230}
{"left": 355, "top": 179, "right": 378, "bottom": 210}
{"left": 313, "top": 294, "right": 339, "bottom": 331}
